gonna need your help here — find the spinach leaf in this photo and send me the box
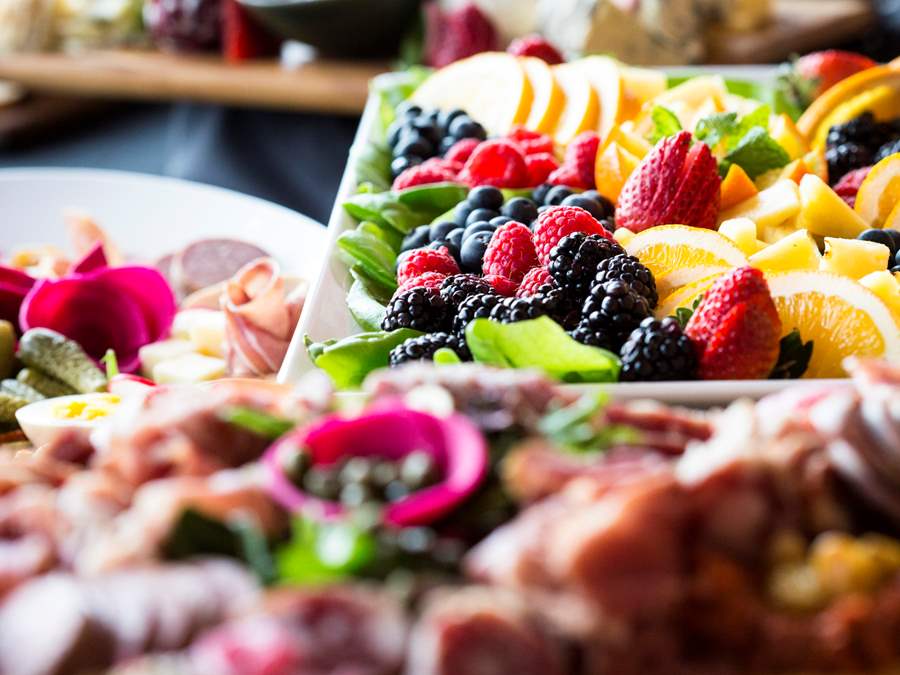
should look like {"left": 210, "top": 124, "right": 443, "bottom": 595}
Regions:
{"left": 346, "top": 278, "right": 387, "bottom": 332}
{"left": 395, "top": 183, "right": 469, "bottom": 214}
{"left": 337, "top": 226, "right": 398, "bottom": 292}
{"left": 343, "top": 191, "right": 430, "bottom": 234}
{"left": 312, "top": 328, "right": 422, "bottom": 389}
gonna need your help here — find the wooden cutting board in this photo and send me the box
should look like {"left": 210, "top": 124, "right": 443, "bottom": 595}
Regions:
{"left": 0, "top": 0, "right": 875, "bottom": 115}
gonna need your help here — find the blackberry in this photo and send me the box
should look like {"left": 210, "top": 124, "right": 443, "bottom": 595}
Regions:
{"left": 440, "top": 274, "right": 495, "bottom": 311}
{"left": 548, "top": 233, "right": 625, "bottom": 300}
{"left": 592, "top": 254, "right": 658, "bottom": 308}
{"left": 578, "top": 280, "right": 651, "bottom": 351}
{"left": 826, "top": 143, "right": 873, "bottom": 184}
{"left": 452, "top": 292, "right": 502, "bottom": 337}
{"left": 490, "top": 288, "right": 573, "bottom": 325}
{"left": 389, "top": 332, "right": 471, "bottom": 367}
{"left": 826, "top": 113, "right": 885, "bottom": 150}
{"left": 618, "top": 317, "right": 698, "bottom": 382}
{"left": 382, "top": 287, "right": 449, "bottom": 333}
{"left": 875, "top": 138, "right": 900, "bottom": 163}
{"left": 569, "top": 323, "right": 619, "bottom": 351}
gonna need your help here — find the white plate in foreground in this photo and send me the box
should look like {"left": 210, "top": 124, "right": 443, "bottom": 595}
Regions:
{"left": 0, "top": 168, "right": 327, "bottom": 278}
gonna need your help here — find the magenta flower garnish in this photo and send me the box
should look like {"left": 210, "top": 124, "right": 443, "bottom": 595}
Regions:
{"left": 19, "top": 263, "right": 176, "bottom": 373}
{"left": 0, "top": 266, "right": 36, "bottom": 328}
{"left": 263, "top": 403, "right": 489, "bottom": 527}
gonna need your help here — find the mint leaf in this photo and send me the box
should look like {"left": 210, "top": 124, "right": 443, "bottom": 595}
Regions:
{"left": 465, "top": 316, "right": 620, "bottom": 383}
{"left": 722, "top": 126, "right": 790, "bottom": 179}
{"left": 769, "top": 329, "right": 814, "bottom": 379}
{"left": 733, "top": 105, "right": 771, "bottom": 145}
{"left": 695, "top": 112, "right": 738, "bottom": 149}
{"left": 649, "top": 106, "right": 682, "bottom": 144}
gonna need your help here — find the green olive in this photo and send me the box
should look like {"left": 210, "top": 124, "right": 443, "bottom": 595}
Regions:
{"left": 303, "top": 466, "right": 340, "bottom": 500}
{"left": 339, "top": 457, "right": 375, "bottom": 486}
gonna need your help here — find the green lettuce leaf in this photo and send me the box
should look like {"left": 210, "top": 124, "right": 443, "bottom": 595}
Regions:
{"left": 337, "top": 225, "right": 398, "bottom": 292}
{"left": 346, "top": 277, "right": 387, "bottom": 332}
{"left": 311, "top": 328, "right": 422, "bottom": 389}
{"left": 343, "top": 192, "right": 430, "bottom": 234}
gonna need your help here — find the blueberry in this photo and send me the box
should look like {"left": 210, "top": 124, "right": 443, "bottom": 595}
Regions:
{"left": 859, "top": 228, "right": 899, "bottom": 258}
{"left": 460, "top": 230, "right": 493, "bottom": 273}
{"left": 579, "top": 190, "right": 615, "bottom": 218}
{"left": 439, "top": 136, "right": 458, "bottom": 155}
{"left": 545, "top": 186, "right": 574, "bottom": 205}
{"left": 411, "top": 119, "right": 441, "bottom": 145}
{"left": 489, "top": 216, "right": 513, "bottom": 227}
{"left": 466, "top": 208, "right": 499, "bottom": 226}
{"left": 396, "top": 102, "right": 422, "bottom": 118}
{"left": 885, "top": 228, "right": 900, "bottom": 255}
{"left": 454, "top": 201, "right": 474, "bottom": 226}
{"left": 561, "top": 194, "right": 608, "bottom": 221}
{"left": 449, "top": 116, "right": 487, "bottom": 141}
{"left": 401, "top": 225, "right": 431, "bottom": 252}
{"left": 430, "top": 239, "right": 461, "bottom": 265}
{"left": 537, "top": 204, "right": 553, "bottom": 215}
{"left": 439, "top": 108, "right": 467, "bottom": 133}
{"left": 447, "top": 227, "right": 465, "bottom": 251}
{"left": 532, "top": 183, "right": 552, "bottom": 205}
{"left": 468, "top": 186, "right": 504, "bottom": 210}
{"left": 429, "top": 221, "right": 457, "bottom": 242}
{"left": 391, "top": 155, "right": 422, "bottom": 178}
{"left": 892, "top": 264, "right": 900, "bottom": 274}
{"left": 463, "top": 221, "right": 497, "bottom": 241}
{"left": 501, "top": 197, "right": 539, "bottom": 223}
{"left": 599, "top": 218, "right": 616, "bottom": 233}
{"left": 895, "top": 247, "right": 900, "bottom": 268}
{"left": 386, "top": 119, "right": 408, "bottom": 149}
{"left": 395, "top": 133, "right": 434, "bottom": 160}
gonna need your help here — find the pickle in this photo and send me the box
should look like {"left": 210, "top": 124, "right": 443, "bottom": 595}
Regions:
{"left": 0, "top": 321, "right": 14, "bottom": 380}
{"left": 17, "top": 329, "right": 107, "bottom": 394}
{"left": 0, "top": 392, "right": 29, "bottom": 425}
{"left": 16, "top": 368, "right": 77, "bottom": 398}
{"left": 0, "top": 379, "right": 45, "bottom": 403}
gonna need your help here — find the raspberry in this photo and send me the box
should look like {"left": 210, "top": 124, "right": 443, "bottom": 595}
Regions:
{"left": 424, "top": 1, "right": 498, "bottom": 68}
{"left": 507, "top": 126, "right": 554, "bottom": 155}
{"left": 396, "top": 271, "right": 448, "bottom": 296}
{"left": 833, "top": 165, "right": 872, "bottom": 208}
{"left": 506, "top": 34, "right": 564, "bottom": 65}
{"left": 547, "top": 163, "right": 589, "bottom": 189}
{"left": 525, "top": 153, "right": 560, "bottom": 187}
{"left": 482, "top": 222, "right": 539, "bottom": 282}
{"left": 483, "top": 274, "right": 519, "bottom": 296}
{"left": 397, "top": 246, "right": 460, "bottom": 286}
{"left": 421, "top": 157, "right": 464, "bottom": 173}
{"left": 516, "top": 267, "right": 555, "bottom": 298}
{"left": 533, "top": 205, "right": 614, "bottom": 265}
{"left": 444, "top": 138, "right": 480, "bottom": 164}
{"left": 563, "top": 131, "right": 600, "bottom": 188}
{"left": 393, "top": 163, "right": 459, "bottom": 191}
{"left": 459, "top": 139, "right": 529, "bottom": 188}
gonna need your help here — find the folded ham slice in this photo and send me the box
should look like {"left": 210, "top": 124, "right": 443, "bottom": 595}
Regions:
{"left": 222, "top": 258, "right": 306, "bottom": 378}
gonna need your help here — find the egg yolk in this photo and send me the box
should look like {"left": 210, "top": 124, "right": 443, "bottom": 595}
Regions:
{"left": 53, "top": 395, "right": 121, "bottom": 421}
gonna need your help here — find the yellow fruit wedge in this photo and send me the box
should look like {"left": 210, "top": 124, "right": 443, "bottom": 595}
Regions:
{"left": 769, "top": 113, "right": 810, "bottom": 160}
{"left": 718, "top": 217, "right": 761, "bottom": 256}
{"left": 820, "top": 237, "right": 892, "bottom": 279}
{"left": 796, "top": 174, "right": 869, "bottom": 239}
{"left": 619, "top": 66, "right": 667, "bottom": 120}
{"left": 521, "top": 56, "right": 565, "bottom": 134}
{"left": 749, "top": 229, "right": 821, "bottom": 272}
{"left": 412, "top": 52, "right": 533, "bottom": 136}
{"left": 624, "top": 224, "right": 748, "bottom": 279}
{"left": 803, "top": 148, "right": 829, "bottom": 183}
{"left": 552, "top": 62, "right": 600, "bottom": 145}
{"left": 594, "top": 141, "right": 640, "bottom": 204}
{"left": 885, "top": 202, "right": 900, "bottom": 230}
{"left": 613, "top": 227, "right": 635, "bottom": 247}
{"left": 605, "top": 123, "right": 652, "bottom": 158}
{"left": 812, "top": 85, "right": 900, "bottom": 149}
{"left": 655, "top": 265, "right": 733, "bottom": 300}
{"left": 766, "top": 271, "right": 900, "bottom": 378}
{"left": 720, "top": 165, "right": 759, "bottom": 211}
{"left": 722, "top": 93, "right": 764, "bottom": 117}
{"left": 719, "top": 180, "right": 801, "bottom": 231}
{"left": 860, "top": 270, "right": 900, "bottom": 322}
{"left": 571, "top": 56, "right": 625, "bottom": 138}
{"left": 855, "top": 153, "right": 900, "bottom": 227}
{"left": 655, "top": 272, "right": 726, "bottom": 320}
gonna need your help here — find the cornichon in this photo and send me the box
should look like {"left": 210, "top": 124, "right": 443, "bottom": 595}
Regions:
{"left": 0, "top": 379, "right": 45, "bottom": 403}
{"left": 17, "top": 329, "right": 107, "bottom": 394}
{"left": 16, "top": 368, "right": 77, "bottom": 398}
{"left": 0, "top": 392, "right": 29, "bottom": 425}
{"left": 0, "top": 321, "right": 14, "bottom": 380}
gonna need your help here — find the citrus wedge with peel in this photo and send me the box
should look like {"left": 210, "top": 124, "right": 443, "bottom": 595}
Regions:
{"left": 411, "top": 52, "right": 533, "bottom": 136}
{"left": 811, "top": 85, "right": 900, "bottom": 149}
{"left": 655, "top": 265, "right": 733, "bottom": 300}
{"left": 655, "top": 272, "right": 726, "bottom": 320}
{"left": 624, "top": 224, "right": 749, "bottom": 279}
{"left": 551, "top": 62, "right": 600, "bottom": 145}
{"left": 594, "top": 141, "right": 640, "bottom": 204}
{"left": 765, "top": 271, "right": 900, "bottom": 378}
{"left": 521, "top": 56, "right": 565, "bottom": 134}
{"left": 854, "top": 153, "right": 900, "bottom": 227}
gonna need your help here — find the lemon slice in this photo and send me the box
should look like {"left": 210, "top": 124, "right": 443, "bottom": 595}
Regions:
{"left": 521, "top": 56, "right": 565, "bottom": 134}
{"left": 411, "top": 52, "right": 533, "bottom": 136}
{"left": 766, "top": 271, "right": 900, "bottom": 378}
{"left": 655, "top": 264, "right": 732, "bottom": 300}
{"left": 551, "top": 62, "right": 599, "bottom": 145}
{"left": 624, "top": 225, "right": 748, "bottom": 279}
{"left": 855, "top": 153, "right": 900, "bottom": 227}
{"left": 655, "top": 272, "right": 725, "bottom": 320}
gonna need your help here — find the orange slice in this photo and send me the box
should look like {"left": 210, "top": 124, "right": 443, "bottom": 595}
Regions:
{"left": 521, "top": 56, "right": 565, "bottom": 134}
{"left": 551, "top": 62, "right": 599, "bottom": 145}
{"left": 720, "top": 164, "right": 758, "bottom": 210}
{"left": 619, "top": 66, "right": 667, "bottom": 120}
{"left": 769, "top": 113, "right": 810, "bottom": 160}
{"left": 594, "top": 141, "right": 639, "bottom": 204}
{"left": 605, "top": 123, "right": 652, "bottom": 159}
{"left": 655, "top": 265, "right": 732, "bottom": 300}
{"left": 624, "top": 224, "right": 749, "bottom": 279}
{"left": 811, "top": 85, "right": 900, "bottom": 149}
{"left": 411, "top": 52, "right": 533, "bottom": 136}
{"left": 854, "top": 153, "right": 900, "bottom": 227}
{"left": 570, "top": 56, "right": 624, "bottom": 138}
{"left": 655, "top": 272, "right": 726, "bottom": 320}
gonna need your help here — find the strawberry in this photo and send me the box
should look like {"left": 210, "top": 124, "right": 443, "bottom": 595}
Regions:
{"left": 395, "top": 271, "right": 448, "bottom": 297}
{"left": 483, "top": 274, "right": 519, "bottom": 296}
{"left": 444, "top": 138, "right": 480, "bottom": 164}
{"left": 796, "top": 50, "right": 877, "bottom": 100}
{"left": 459, "top": 139, "right": 529, "bottom": 188}
{"left": 397, "top": 247, "right": 460, "bottom": 286}
{"left": 525, "top": 153, "right": 560, "bottom": 186}
{"left": 507, "top": 126, "right": 554, "bottom": 155}
{"left": 833, "top": 165, "right": 872, "bottom": 208}
{"left": 423, "top": 0, "right": 498, "bottom": 68}
{"left": 532, "top": 205, "right": 613, "bottom": 265}
{"left": 516, "top": 267, "right": 555, "bottom": 298}
{"left": 393, "top": 163, "right": 459, "bottom": 191}
{"left": 616, "top": 131, "right": 721, "bottom": 233}
{"left": 507, "top": 34, "right": 564, "bottom": 65}
{"left": 564, "top": 131, "right": 600, "bottom": 187}
{"left": 482, "top": 221, "right": 539, "bottom": 282}
{"left": 684, "top": 267, "right": 782, "bottom": 380}
{"left": 547, "top": 163, "right": 588, "bottom": 189}
{"left": 222, "top": 0, "right": 280, "bottom": 62}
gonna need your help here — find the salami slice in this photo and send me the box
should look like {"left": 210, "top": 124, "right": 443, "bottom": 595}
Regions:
{"left": 172, "top": 240, "right": 269, "bottom": 295}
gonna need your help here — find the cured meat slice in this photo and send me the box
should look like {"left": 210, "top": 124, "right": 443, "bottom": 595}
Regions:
{"left": 172, "top": 239, "right": 269, "bottom": 296}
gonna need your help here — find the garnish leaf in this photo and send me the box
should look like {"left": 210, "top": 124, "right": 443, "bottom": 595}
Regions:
{"left": 346, "top": 276, "right": 387, "bottom": 332}
{"left": 101, "top": 349, "right": 119, "bottom": 379}
{"left": 343, "top": 192, "right": 429, "bottom": 234}
{"left": 433, "top": 347, "right": 462, "bottom": 365}
{"left": 395, "top": 183, "right": 469, "bottom": 214}
{"left": 354, "top": 143, "right": 392, "bottom": 193}
{"left": 769, "top": 329, "right": 814, "bottom": 379}
{"left": 539, "top": 391, "right": 641, "bottom": 454}
{"left": 276, "top": 517, "right": 378, "bottom": 586}
{"left": 672, "top": 293, "right": 704, "bottom": 329}
{"left": 465, "top": 316, "right": 620, "bottom": 383}
{"left": 695, "top": 112, "right": 738, "bottom": 149}
{"left": 312, "top": 328, "right": 423, "bottom": 389}
{"left": 721, "top": 126, "right": 791, "bottom": 179}
{"left": 220, "top": 406, "right": 295, "bottom": 440}
{"left": 649, "top": 105, "right": 682, "bottom": 143}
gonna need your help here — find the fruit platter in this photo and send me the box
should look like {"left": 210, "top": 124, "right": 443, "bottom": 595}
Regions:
{"left": 290, "top": 50, "right": 900, "bottom": 397}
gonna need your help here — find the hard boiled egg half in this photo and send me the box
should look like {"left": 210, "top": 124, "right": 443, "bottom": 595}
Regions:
{"left": 15, "top": 393, "right": 121, "bottom": 447}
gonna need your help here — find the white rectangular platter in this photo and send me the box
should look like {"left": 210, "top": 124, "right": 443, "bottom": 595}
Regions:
{"left": 280, "top": 66, "right": 845, "bottom": 407}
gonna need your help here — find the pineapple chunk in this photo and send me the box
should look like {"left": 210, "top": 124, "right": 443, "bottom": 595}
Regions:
{"left": 153, "top": 353, "right": 226, "bottom": 385}
{"left": 796, "top": 175, "right": 869, "bottom": 239}
{"left": 819, "top": 237, "right": 892, "bottom": 279}
{"left": 749, "top": 229, "right": 821, "bottom": 272}
{"left": 138, "top": 339, "right": 196, "bottom": 378}
{"left": 859, "top": 270, "right": 900, "bottom": 319}
{"left": 769, "top": 113, "right": 809, "bottom": 160}
{"left": 719, "top": 180, "right": 801, "bottom": 231}
{"left": 718, "top": 218, "right": 761, "bottom": 255}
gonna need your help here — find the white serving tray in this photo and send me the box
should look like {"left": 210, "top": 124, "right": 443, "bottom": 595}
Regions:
{"left": 280, "top": 66, "right": 845, "bottom": 406}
